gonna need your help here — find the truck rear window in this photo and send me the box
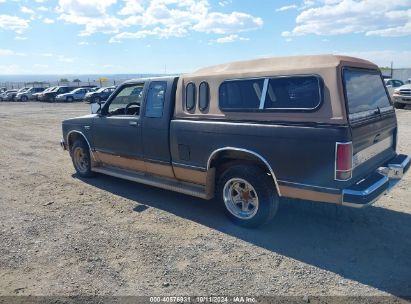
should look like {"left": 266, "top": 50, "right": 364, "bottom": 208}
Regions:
{"left": 343, "top": 69, "right": 392, "bottom": 120}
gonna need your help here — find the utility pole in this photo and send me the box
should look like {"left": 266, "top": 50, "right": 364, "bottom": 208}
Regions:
{"left": 390, "top": 61, "right": 393, "bottom": 78}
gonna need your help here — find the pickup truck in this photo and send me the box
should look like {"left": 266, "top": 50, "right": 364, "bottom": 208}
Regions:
{"left": 61, "top": 55, "right": 410, "bottom": 227}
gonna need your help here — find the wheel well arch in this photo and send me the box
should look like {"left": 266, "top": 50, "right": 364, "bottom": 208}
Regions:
{"left": 67, "top": 131, "right": 91, "bottom": 152}
{"left": 207, "top": 147, "right": 281, "bottom": 196}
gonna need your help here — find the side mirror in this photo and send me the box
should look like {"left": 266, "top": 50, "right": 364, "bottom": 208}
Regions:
{"left": 90, "top": 100, "right": 106, "bottom": 114}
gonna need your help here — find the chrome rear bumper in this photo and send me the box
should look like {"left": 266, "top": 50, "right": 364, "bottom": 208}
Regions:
{"left": 342, "top": 154, "right": 410, "bottom": 208}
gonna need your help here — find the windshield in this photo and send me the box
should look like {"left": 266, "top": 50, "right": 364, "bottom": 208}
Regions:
{"left": 96, "top": 88, "right": 106, "bottom": 93}
{"left": 343, "top": 69, "right": 392, "bottom": 120}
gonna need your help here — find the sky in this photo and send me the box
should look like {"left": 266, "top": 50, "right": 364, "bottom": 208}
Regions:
{"left": 0, "top": 0, "right": 410, "bottom": 75}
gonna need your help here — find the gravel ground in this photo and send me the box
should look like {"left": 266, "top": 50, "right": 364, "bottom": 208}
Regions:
{"left": 0, "top": 102, "right": 410, "bottom": 299}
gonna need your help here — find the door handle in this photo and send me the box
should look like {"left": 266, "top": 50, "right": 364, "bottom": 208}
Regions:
{"left": 129, "top": 121, "right": 139, "bottom": 126}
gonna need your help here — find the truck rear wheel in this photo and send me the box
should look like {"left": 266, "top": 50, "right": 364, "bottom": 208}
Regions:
{"left": 217, "top": 165, "right": 279, "bottom": 228}
{"left": 71, "top": 140, "right": 94, "bottom": 178}
{"left": 394, "top": 103, "right": 405, "bottom": 109}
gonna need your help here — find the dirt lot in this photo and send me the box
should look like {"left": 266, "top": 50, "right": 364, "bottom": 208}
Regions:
{"left": 0, "top": 102, "right": 410, "bottom": 299}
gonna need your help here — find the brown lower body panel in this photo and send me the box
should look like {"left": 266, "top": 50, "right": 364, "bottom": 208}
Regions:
{"left": 93, "top": 151, "right": 207, "bottom": 185}
{"left": 94, "top": 151, "right": 146, "bottom": 172}
{"left": 279, "top": 185, "right": 342, "bottom": 205}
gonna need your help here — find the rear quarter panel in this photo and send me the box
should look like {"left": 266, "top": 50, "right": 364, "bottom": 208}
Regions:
{"left": 170, "top": 120, "right": 351, "bottom": 189}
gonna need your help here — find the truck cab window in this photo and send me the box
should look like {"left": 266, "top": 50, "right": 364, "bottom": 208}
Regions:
{"left": 186, "top": 83, "right": 196, "bottom": 111}
{"left": 199, "top": 82, "right": 210, "bottom": 111}
{"left": 145, "top": 82, "right": 167, "bottom": 118}
{"left": 107, "top": 84, "right": 144, "bottom": 116}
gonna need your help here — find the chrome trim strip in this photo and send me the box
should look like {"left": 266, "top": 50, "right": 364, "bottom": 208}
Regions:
{"left": 66, "top": 130, "right": 96, "bottom": 161}
{"left": 92, "top": 166, "right": 208, "bottom": 199}
{"left": 171, "top": 119, "right": 343, "bottom": 128}
{"left": 172, "top": 162, "right": 207, "bottom": 171}
{"left": 277, "top": 180, "right": 340, "bottom": 193}
{"left": 207, "top": 147, "right": 281, "bottom": 196}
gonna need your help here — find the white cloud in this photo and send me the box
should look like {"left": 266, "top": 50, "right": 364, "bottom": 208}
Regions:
{"left": 0, "top": 49, "right": 25, "bottom": 56}
{"left": 218, "top": 0, "right": 232, "bottom": 7}
{"left": 213, "top": 34, "right": 249, "bottom": 43}
{"left": 0, "top": 49, "right": 15, "bottom": 56}
{"left": 276, "top": 5, "right": 298, "bottom": 12}
{"left": 35, "top": 0, "right": 48, "bottom": 3}
{"left": 20, "top": 6, "right": 35, "bottom": 15}
{"left": 0, "top": 64, "right": 26, "bottom": 74}
{"left": 57, "top": 0, "right": 117, "bottom": 16}
{"left": 193, "top": 12, "right": 263, "bottom": 34}
{"left": 43, "top": 18, "right": 55, "bottom": 24}
{"left": 15, "top": 36, "right": 28, "bottom": 40}
{"left": 118, "top": 0, "right": 144, "bottom": 15}
{"left": 0, "top": 15, "right": 30, "bottom": 33}
{"left": 56, "top": 0, "right": 263, "bottom": 41}
{"left": 283, "top": 0, "right": 411, "bottom": 37}
{"left": 37, "top": 6, "right": 49, "bottom": 11}
{"left": 57, "top": 55, "right": 76, "bottom": 63}
{"left": 33, "top": 64, "right": 49, "bottom": 69}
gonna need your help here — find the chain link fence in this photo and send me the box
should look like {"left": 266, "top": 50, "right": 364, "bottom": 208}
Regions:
{"left": 0, "top": 74, "right": 165, "bottom": 90}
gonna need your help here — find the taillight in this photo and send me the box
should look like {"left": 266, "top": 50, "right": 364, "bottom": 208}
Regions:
{"left": 335, "top": 142, "right": 353, "bottom": 181}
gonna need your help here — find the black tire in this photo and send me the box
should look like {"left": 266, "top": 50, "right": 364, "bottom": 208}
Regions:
{"left": 217, "top": 164, "right": 279, "bottom": 228}
{"left": 21, "top": 95, "right": 28, "bottom": 102}
{"left": 66, "top": 96, "right": 74, "bottom": 103}
{"left": 71, "top": 140, "right": 95, "bottom": 178}
{"left": 394, "top": 103, "right": 405, "bottom": 109}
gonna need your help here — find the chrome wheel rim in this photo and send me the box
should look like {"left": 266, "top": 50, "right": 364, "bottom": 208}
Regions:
{"left": 223, "top": 178, "right": 259, "bottom": 220}
{"left": 73, "top": 147, "right": 89, "bottom": 173}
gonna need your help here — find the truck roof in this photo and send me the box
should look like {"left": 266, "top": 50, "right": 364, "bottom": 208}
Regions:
{"left": 186, "top": 54, "right": 376, "bottom": 78}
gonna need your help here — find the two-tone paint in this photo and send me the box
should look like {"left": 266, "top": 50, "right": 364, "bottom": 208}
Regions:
{"left": 61, "top": 55, "right": 410, "bottom": 208}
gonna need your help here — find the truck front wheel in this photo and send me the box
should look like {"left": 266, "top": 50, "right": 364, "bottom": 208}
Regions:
{"left": 71, "top": 140, "right": 94, "bottom": 178}
{"left": 217, "top": 165, "right": 279, "bottom": 228}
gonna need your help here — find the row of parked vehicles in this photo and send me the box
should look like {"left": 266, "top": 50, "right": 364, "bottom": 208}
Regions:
{"left": 0, "top": 86, "right": 116, "bottom": 103}
{"left": 384, "top": 78, "right": 411, "bottom": 109}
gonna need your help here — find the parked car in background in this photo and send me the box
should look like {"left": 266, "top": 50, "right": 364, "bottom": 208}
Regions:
{"left": 83, "top": 86, "right": 116, "bottom": 103}
{"left": 39, "top": 86, "right": 74, "bottom": 102}
{"left": 0, "top": 87, "right": 6, "bottom": 94}
{"left": 8, "top": 87, "right": 30, "bottom": 101}
{"left": 392, "top": 84, "right": 411, "bottom": 109}
{"left": 33, "top": 87, "right": 56, "bottom": 101}
{"left": 384, "top": 79, "right": 404, "bottom": 96}
{"left": 406, "top": 79, "right": 411, "bottom": 84}
{"left": 0, "top": 90, "right": 17, "bottom": 101}
{"left": 15, "top": 87, "right": 46, "bottom": 102}
{"left": 55, "top": 87, "right": 94, "bottom": 102}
